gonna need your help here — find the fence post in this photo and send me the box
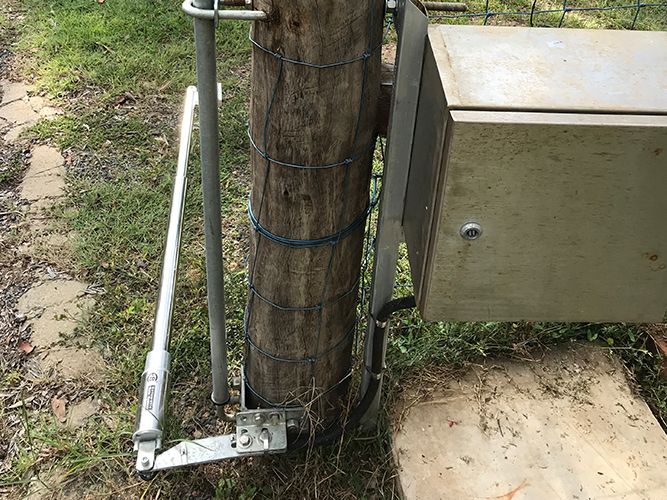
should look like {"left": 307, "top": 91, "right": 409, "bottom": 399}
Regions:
{"left": 245, "top": 0, "right": 385, "bottom": 422}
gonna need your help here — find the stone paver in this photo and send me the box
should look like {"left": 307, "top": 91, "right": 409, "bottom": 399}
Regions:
{"left": 0, "top": 80, "right": 28, "bottom": 104}
{"left": 4, "top": 122, "right": 29, "bottom": 142}
{"left": 40, "top": 347, "right": 105, "bottom": 381}
{"left": 26, "top": 144, "right": 65, "bottom": 174}
{"left": 20, "top": 145, "right": 66, "bottom": 204}
{"left": 0, "top": 98, "right": 39, "bottom": 125}
{"left": 22, "top": 176, "right": 66, "bottom": 208}
{"left": 66, "top": 397, "right": 100, "bottom": 428}
{"left": 17, "top": 281, "right": 94, "bottom": 350}
{"left": 18, "top": 280, "right": 88, "bottom": 313}
{"left": 1, "top": 81, "right": 60, "bottom": 143}
{"left": 32, "top": 230, "right": 74, "bottom": 261}
{"left": 29, "top": 313, "right": 80, "bottom": 347}
{"left": 39, "top": 105, "right": 61, "bottom": 118}
{"left": 28, "top": 95, "right": 44, "bottom": 109}
{"left": 17, "top": 279, "right": 99, "bottom": 377}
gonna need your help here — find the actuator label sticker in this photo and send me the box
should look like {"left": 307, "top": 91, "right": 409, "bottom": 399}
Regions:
{"left": 146, "top": 385, "right": 156, "bottom": 411}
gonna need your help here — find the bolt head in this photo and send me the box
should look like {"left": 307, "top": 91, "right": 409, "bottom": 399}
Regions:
{"left": 140, "top": 456, "right": 150, "bottom": 467}
{"left": 253, "top": 413, "right": 264, "bottom": 424}
{"left": 286, "top": 418, "right": 300, "bottom": 433}
{"left": 238, "top": 433, "right": 252, "bottom": 447}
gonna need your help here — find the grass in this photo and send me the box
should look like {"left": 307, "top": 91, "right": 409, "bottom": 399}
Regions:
{"left": 1, "top": 0, "right": 666, "bottom": 498}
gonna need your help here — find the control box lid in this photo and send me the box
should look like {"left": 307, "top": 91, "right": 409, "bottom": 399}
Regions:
{"left": 431, "top": 25, "right": 667, "bottom": 115}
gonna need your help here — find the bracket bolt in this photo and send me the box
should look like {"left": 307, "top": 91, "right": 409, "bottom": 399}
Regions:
{"left": 238, "top": 433, "right": 252, "bottom": 447}
{"left": 140, "top": 456, "right": 150, "bottom": 467}
{"left": 253, "top": 413, "right": 264, "bottom": 424}
{"left": 286, "top": 418, "right": 300, "bottom": 433}
{"left": 269, "top": 412, "right": 281, "bottom": 425}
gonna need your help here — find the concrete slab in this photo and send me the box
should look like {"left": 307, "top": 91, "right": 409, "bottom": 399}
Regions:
{"left": 393, "top": 344, "right": 667, "bottom": 500}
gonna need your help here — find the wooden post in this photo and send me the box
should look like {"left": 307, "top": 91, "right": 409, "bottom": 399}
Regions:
{"left": 246, "top": 0, "right": 384, "bottom": 421}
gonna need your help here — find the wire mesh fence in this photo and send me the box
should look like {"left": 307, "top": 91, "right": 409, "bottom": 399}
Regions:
{"left": 428, "top": 0, "right": 667, "bottom": 30}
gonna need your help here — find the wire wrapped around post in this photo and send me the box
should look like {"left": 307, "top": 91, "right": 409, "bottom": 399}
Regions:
{"left": 244, "top": 0, "right": 385, "bottom": 423}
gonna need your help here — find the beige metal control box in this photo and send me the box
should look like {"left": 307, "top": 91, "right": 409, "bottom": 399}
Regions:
{"left": 404, "top": 25, "right": 667, "bottom": 322}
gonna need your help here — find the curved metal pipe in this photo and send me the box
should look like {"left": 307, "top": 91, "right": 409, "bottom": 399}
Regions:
{"left": 182, "top": 0, "right": 268, "bottom": 21}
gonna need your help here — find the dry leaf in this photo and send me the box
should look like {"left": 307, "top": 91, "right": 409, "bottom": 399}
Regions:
{"left": 18, "top": 341, "right": 34, "bottom": 354}
{"left": 51, "top": 397, "right": 67, "bottom": 423}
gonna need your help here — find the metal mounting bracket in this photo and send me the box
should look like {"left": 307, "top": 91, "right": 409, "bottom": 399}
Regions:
{"left": 146, "top": 409, "right": 288, "bottom": 473}
{"left": 135, "top": 364, "right": 300, "bottom": 476}
{"left": 136, "top": 410, "right": 289, "bottom": 475}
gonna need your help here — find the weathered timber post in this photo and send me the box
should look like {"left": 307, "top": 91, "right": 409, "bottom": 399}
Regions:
{"left": 245, "top": 0, "right": 385, "bottom": 421}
